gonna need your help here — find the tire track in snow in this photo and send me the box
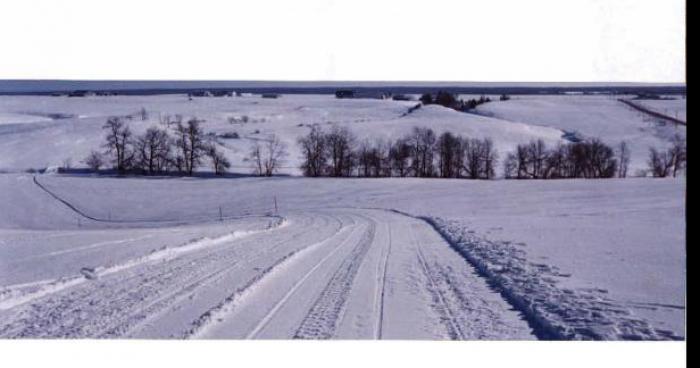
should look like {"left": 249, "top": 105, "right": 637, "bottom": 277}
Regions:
{"left": 293, "top": 216, "right": 377, "bottom": 339}
{"left": 0, "top": 219, "right": 286, "bottom": 311}
{"left": 374, "top": 221, "right": 392, "bottom": 339}
{"left": 0, "top": 215, "right": 327, "bottom": 338}
{"left": 99, "top": 214, "right": 336, "bottom": 337}
{"left": 184, "top": 220, "right": 354, "bottom": 338}
{"left": 408, "top": 224, "right": 466, "bottom": 340}
{"left": 245, "top": 222, "right": 368, "bottom": 339}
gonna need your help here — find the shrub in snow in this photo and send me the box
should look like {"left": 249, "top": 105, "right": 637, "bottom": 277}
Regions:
{"left": 207, "top": 145, "right": 231, "bottom": 176}
{"left": 83, "top": 151, "right": 104, "bottom": 172}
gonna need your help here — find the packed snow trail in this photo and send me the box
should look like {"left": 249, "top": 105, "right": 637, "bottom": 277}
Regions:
{"left": 0, "top": 209, "right": 535, "bottom": 339}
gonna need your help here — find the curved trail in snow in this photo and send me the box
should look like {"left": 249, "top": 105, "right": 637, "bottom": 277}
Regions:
{"left": 0, "top": 208, "right": 535, "bottom": 340}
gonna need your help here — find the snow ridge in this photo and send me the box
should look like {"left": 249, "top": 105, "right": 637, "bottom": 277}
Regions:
{"left": 0, "top": 218, "right": 286, "bottom": 311}
{"left": 424, "top": 217, "right": 682, "bottom": 341}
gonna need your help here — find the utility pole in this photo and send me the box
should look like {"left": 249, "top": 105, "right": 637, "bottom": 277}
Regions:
{"left": 219, "top": 206, "right": 223, "bottom": 222}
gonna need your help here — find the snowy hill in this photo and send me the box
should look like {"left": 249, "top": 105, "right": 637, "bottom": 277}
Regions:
{"left": 0, "top": 93, "right": 685, "bottom": 176}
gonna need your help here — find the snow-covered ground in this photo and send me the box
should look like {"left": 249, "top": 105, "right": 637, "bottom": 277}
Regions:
{"left": 0, "top": 94, "right": 685, "bottom": 176}
{"left": 0, "top": 173, "right": 685, "bottom": 339}
{"left": 475, "top": 95, "right": 686, "bottom": 174}
{"left": 633, "top": 98, "right": 687, "bottom": 123}
{"left": 0, "top": 94, "right": 686, "bottom": 340}
{"left": 1, "top": 94, "right": 566, "bottom": 175}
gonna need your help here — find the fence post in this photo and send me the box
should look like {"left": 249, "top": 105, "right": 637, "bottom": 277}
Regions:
{"left": 219, "top": 206, "right": 223, "bottom": 222}
{"left": 274, "top": 196, "right": 278, "bottom": 216}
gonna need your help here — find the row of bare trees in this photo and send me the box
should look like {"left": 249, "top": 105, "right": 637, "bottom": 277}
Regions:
{"left": 86, "top": 116, "right": 291, "bottom": 177}
{"left": 298, "top": 125, "right": 498, "bottom": 179}
{"left": 503, "top": 136, "right": 686, "bottom": 179}
{"left": 85, "top": 117, "right": 230, "bottom": 175}
{"left": 300, "top": 126, "right": 686, "bottom": 180}
{"left": 504, "top": 138, "right": 623, "bottom": 179}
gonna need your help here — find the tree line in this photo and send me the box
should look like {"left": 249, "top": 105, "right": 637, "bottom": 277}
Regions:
{"left": 503, "top": 135, "right": 685, "bottom": 179}
{"left": 83, "top": 116, "right": 685, "bottom": 180}
{"left": 298, "top": 125, "right": 498, "bottom": 179}
{"left": 419, "top": 91, "right": 492, "bottom": 112}
{"left": 298, "top": 125, "right": 686, "bottom": 179}
{"left": 84, "top": 116, "right": 288, "bottom": 176}
{"left": 504, "top": 138, "right": 623, "bottom": 179}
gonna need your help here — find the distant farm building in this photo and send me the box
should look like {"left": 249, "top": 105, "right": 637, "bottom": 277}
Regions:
{"left": 261, "top": 93, "right": 280, "bottom": 99}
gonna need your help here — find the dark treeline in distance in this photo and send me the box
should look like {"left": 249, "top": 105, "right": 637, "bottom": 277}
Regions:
{"left": 84, "top": 115, "right": 685, "bottom": 180}
{"left": 298, "top": 125, "right": 497, "bottom": 179}
{"left": 419, "top": 91, "right": 492, "bottom": 112}
{"left": 298, "top": 126, "right": 686, "bottom": 180}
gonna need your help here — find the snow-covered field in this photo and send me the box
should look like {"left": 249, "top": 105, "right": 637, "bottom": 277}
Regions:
{"left": 0, "top": 94, "right": 685, "bottom": 175}
{"left": 1, "top": 94, "right": 567, "bottom": 175}
{"left": 475, "top": 95, "right": 686, "bottom": 174}
{"left": 633, "top": 98, "right": 687, "bottom": 123}
{"left": 0, "top": 94, "right": 686, "bottom": 340}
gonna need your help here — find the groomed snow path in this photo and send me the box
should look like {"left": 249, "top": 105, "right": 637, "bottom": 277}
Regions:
{"left": 0, "top": 209, "right": 534, "bottom": 339}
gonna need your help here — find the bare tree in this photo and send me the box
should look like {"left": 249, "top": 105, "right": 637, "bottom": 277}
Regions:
{"left": 135, "top": 127, "right": 171, "bottom": 174}
{"left": 481, "top": 138, "right": 498, "bottom": 179}
{"left": 583, "top": 139, "right": 617, "bottom": 178}
{"left": 83, "top": 151, "right": 104, "bottom": 172}
{"left": 527, "top": 139, "right": 549, "bottom": 179}
{"left": 648, "top": 148, "right": 673, "bottom": 177}
{"left": 544, "top": 143, "right": 571, "bottom": 179}
{"left": 298, "top": 125, "right": 327, "bottom": 177}
{"left": 669, "top": 135, "right": 686, "bottom": 177}
{"left": 408, "top": 127, "right": 436, "bottom": 177}
{"left": 372, "top": 139, "right": 391, "bottom": 177}
{"left": 251, "top": 134, "right": 288, "bottom": 176}
{"left": 648, "top": 136, "right": 685, "bottom": 178}
{"left": 249, "top": 142, "right": 264, "bottom": 176}
{"left": 207, "top": 144, "right": 231, "bottom": 175}
{"left": 504, "top": 152, "right": 518, "bottom": 179}
{"left": 463, "top": 138, "right": 498, "bottom": 179}
{"left": 357, "top": 139, "right": 373, "bottom": 177}
{"left": 617, "top": 141, "right": 630, "bottom": 178}
{"left": 174, "top": 118, "right": 206, "bottom": 175}
{"left": 436, "top": 131, "right": 462, "bottom": 178}
{"left": 509, "top": 139, "right": 617, "bottom": 180}
{"left": 139, "top": 107, "right": 148, "bottom": 121}
{"left": 389, "top": 138, "right": 412, "bottom": 177}
{"left": 325, "top": 126, "right": 357, "bottom": 177}
{"left": 263, "top": 135, "right": 288, "bottom": 176}
{"left": 102, "top": 117, "right": 134, "bottom": 173}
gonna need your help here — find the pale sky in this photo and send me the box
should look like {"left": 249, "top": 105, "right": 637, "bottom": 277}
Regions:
{"left": 0, "top": 0, "right": 686, "bottom": 82}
